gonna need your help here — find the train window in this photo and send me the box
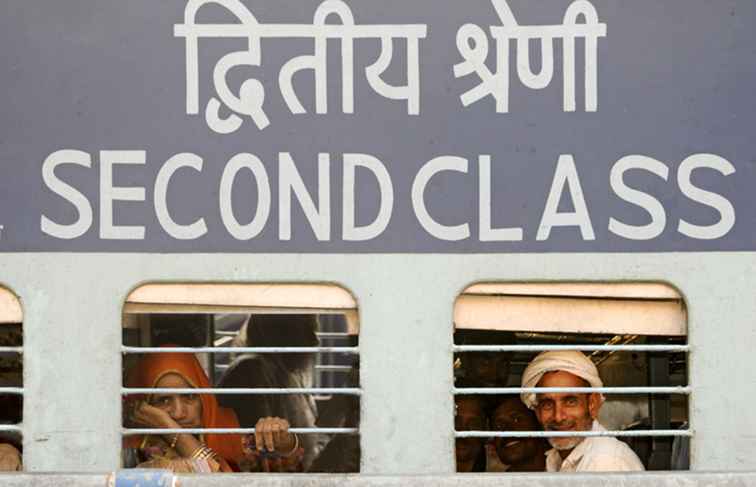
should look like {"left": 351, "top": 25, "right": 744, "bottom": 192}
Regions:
{"left": 0, "top": 287, "right": 23, "bottom": 472}
{"left": 453, "top": 283, "right": 689, "bottom": 473}
{"left": 121, "top": 283, "right": 360, "bottom": 473}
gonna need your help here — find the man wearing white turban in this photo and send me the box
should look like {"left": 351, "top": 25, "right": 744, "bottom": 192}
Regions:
{"left": 521, "top": 351, "right": 644, "bottom": 472}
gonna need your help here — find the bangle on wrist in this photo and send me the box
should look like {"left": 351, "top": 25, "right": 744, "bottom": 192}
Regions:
{"left": 168, "top": 433, "right": 179, "bottom": 449}
{"left": 191, "top": 445, "right": 218, "bottom": 462}
{"left": 282, "top": 433, "right": 299, "bottom": 458}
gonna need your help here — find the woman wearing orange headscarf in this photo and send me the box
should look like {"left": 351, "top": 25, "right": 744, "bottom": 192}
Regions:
{"left": 124, "top": 351, "right": 303, "bottom": 473}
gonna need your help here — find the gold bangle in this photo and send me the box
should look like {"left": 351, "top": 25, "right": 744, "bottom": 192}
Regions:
{"left": 282, "top": 433, "right": 300, "bottom": 458}
{"left": 190, "top": 445, "right": 217, "bottom": 461}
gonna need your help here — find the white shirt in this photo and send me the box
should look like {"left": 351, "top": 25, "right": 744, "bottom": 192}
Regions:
{"left": 545, "top": 421, "right": 645, "bottom": 472}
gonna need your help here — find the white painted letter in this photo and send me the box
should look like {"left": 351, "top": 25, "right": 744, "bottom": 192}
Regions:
{"left": 279, "top": 153, "right": 331, "bottom": 241}
{"left": 41, "top": 150, "right": 93, "bottom": 239}
{"left": 609, "top": 155, "right": 669, "bottom": 240}
{"left": 219, "top": 153, "right": 271, "bottom": 240}
{"left": 342, "top": 153, "right": 394, "bottom": 241}
{"left": 154, "top": 153, "right": 207, "bottom": 240}
{"left": 412, "top": 156, "right": 470, "bottom": 241}
{"left": 537, "top": 154, "right": 595, "bottom": 241}
{"left": 677, "top": 154, "right": 736, "bottom": 240}
{"left": 479, "top": 155, "right": 523, "bottom": 241}
{"left": 99, "top": 150, "right": 146, "bottom": 240}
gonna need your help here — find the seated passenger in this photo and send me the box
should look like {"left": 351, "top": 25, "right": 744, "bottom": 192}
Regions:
{"left": 489, "top": 396, "right": 547, "bottom": 472}
{"left": 454, "top": 392, "right": 488, "bottom": 472}
{"left": 521, "top": 351, "right": 645, "bottom": 472}
{"left": 218, "top": 315, "right": 323, "bottom": 469}
{"left": 124, "top": 351, "right": 303, "bottom": 472}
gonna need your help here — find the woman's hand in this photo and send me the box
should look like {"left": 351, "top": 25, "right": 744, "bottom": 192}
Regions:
{"left": 254, "top": 416, "right": 296, "bottom": 453}
{"left": 130, "top": 400, "right": 180, "bottom": 430}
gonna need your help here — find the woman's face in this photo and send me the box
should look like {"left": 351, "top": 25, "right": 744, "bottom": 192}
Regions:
{"left": 150, "top": 373, "right": 203, "bottom": 428}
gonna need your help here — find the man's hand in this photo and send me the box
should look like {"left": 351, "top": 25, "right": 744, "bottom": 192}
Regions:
{"left": 254, "top": 416, "right": 295, "bottom": 453}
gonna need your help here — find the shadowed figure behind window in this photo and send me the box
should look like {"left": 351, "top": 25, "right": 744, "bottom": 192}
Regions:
{"left": 308, "top": 357, "right": 360, "bottom": 473}
{"left": 454, "top": 329, "right": 515, "bottom": 388}
{"left": 218, "top": 315, "right": 323, "bottom": 469}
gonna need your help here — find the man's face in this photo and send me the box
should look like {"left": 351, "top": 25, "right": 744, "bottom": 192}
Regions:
{"left": 454, "top": 396, "right": 486, "bottom": 465}
{"left": 491, "top": 397, "right": 542, "bottom": 466}
{"left": 533, "top": 371, "right": 600, "bottom": 452}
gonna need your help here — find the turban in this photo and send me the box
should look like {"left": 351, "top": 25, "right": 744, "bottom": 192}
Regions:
{"left": 520, "top": 351, "right": 603, "bottom": 409}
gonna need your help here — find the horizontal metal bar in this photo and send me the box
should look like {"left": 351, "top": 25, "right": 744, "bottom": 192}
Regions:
{"left": 0, "top": 425, "right": 22, "bottom": 433}
{"left": 123, "top": 427, "right": 358, "bottom": 435}
{"left": 122, "top": 346, "right": 359, "bottom": 354}
{"left": 215, "top": 364, "right": 353, "bottom": 372}
{"left": 0, "top": 347, "right": 22, "bottom": 354}
{"left": 214, "top": 331, "right": 238, "bottom": 337}
{"left": 0, "top": 388, "right": 24, "bottom": 395}
{"left": 315, "top": 365, "right": 352, "bottom": 372}
{"left": 455, "top": 429, "right": 692, "bottom": 438}
{"left": 315, "top": 332, "right": 351, "bottom": 339}
{"left": 122, "top": 387, "right": 362, "bottom": 395}
{"left": 454, "top": 344, "right": 688, "bottom": 352}
{"left": 455, "top": 386, "right": 691, "bottom": 395}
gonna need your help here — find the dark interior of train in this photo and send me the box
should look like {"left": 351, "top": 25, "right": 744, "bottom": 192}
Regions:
{"left": 0, "top": 323, "right": 22, "bottom": 471}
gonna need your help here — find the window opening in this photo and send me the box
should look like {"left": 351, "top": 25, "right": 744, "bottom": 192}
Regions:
{"left": 121, "top": 283, "right": 360, "bottom": 474}
{"left": 453, "top": 283, "right": 689, "bottom": 473}
{"left": 0, "top": 287, "right": 23, "bottom": 472}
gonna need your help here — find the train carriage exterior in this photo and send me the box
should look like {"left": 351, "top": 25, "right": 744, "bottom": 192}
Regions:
{"left": 1, "top": 0, "right": 756, "bottom": 485}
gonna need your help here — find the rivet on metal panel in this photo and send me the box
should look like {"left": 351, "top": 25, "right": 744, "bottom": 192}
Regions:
{"left": 107, "top": 469, "right": 176, "bottom": 487}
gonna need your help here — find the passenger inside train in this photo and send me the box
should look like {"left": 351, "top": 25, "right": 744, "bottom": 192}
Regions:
{"left": 123, "top": 350, "right": 301, "bottom": 472}
{"left": 217, "top": 315, "right": 324, "bottom": 469}
{"left": 121, "top": 285, "right": 360, "bottom": 474}
{"left": 453, "top": 387, "right": 489, "bottom": 473}
{"left": 453, "top": 283, "right": 690, "bottom": 473}
{"left": 489, "top": 395, "right": 547, "bottom": 472}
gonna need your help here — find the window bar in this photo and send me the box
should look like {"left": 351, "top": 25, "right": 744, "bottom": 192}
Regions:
{"left": 122, "top": 387, "right": 361, "bottom": 395}
{"left": 315, "top": 365, "right": 352, "bottom": 372}
{"left": 0, "top": 388, "right": 24, "bottom": 395}
{"left": 454, "top": 386, "right": 690, "bottom": 395}
{"left": 455, "top": 429, "right": 692, "bottom": 438}
{"left": 453, "top": 344, "right": 688, "bottom": 353}
{"left": 124, "top": 427, "right": 358, "bottom": 435}
{"left": 315, "top": 332, "right": 351, "bottom": 339}
{"left": 122, "top": 346, "right": 359, "bottom": 354}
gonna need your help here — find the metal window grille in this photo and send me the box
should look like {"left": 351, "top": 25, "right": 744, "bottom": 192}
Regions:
{"left": 453, "top": 343, "right": 691, "bottom": 439}
{"left": 0, "top": 289, "right": 24, "bottom": 470}
{"left": 121, "top": 345, "right": 361, "bottom": 437}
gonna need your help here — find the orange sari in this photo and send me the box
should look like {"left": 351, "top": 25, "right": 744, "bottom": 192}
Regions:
{"left": 124, "top": 351, "right": 245, "bottom": 472}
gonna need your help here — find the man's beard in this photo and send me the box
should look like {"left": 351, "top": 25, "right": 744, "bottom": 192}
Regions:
{"left": 547, "top": 436, "right": 584, "bottom": 451}
{"left": 545, "top": 414, "right": 592, "bottom": 451}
